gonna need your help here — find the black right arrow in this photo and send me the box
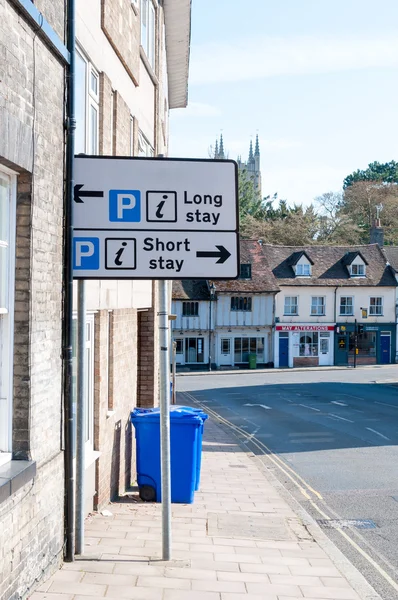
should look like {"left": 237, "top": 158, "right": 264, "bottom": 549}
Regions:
{"left": 74, "top": 184, "right": 104, "bottom": 204}
{"left": 196, "top": 245, "right": 231, "bottom": 264}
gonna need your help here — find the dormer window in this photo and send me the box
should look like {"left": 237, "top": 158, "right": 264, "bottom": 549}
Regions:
{"left": 296, "top": 263, "right": 311, "bottom": 277}
{"left": 239, "top": 264, "right": 252, "bottom": 279}
{"left": 350, "top": 264, "right": 365, "bottom": 277}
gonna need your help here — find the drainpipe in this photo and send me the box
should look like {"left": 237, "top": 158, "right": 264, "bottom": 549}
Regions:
{"left": 63, "top": 0, "right": 76, "bottom": 563}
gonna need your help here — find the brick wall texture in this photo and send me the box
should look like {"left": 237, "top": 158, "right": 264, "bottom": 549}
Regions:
{"left": 0, "top": 2, "right": 66, "bottom": 599}
{"left": 114, "top": 91, "right": 131, "bottom": 156}
{"left": 99, "top": 72, "right": 113, "bottom": 156}
{"left": 94, "top": 309, "right": 138, "bottom": 509}
{"left": 101, "top": 0, "right": 140, "bottom": 85}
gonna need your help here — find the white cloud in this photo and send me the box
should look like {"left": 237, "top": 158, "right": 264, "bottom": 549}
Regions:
{"left": 171, "top": 102, "right": 222, "bottom": 118}
{"left": 190, "top": 34, "right": 398, "bottom": 85}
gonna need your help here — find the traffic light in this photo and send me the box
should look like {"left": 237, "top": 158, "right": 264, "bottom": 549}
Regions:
{"left": 357, "top": 324, "right": 364, "bottom": 334}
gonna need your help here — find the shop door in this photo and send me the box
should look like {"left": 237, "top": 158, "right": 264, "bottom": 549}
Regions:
{"left": 219, "top": 338, "right": 232, "bottom": 366}
{"left": 319, "top": 333, "right": 331, "bottom": 366}
{"left": 381, "top": 334, "right": 391, "bottom": 364}
{"left": 279, "top": 337, "right": 289, "bottom": 367}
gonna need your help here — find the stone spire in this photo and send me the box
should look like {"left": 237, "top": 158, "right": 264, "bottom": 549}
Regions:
{"left": 219, "top": 134, "right": 225, "bottom": 159}
{"left": 254, "top": 134, "right": 260, "bottom": 156}
{"left": 214, "top": 139, "right": 219, "bottom": 159}
{"left": 248, "top": 139, "right": 254, "bottom": 162}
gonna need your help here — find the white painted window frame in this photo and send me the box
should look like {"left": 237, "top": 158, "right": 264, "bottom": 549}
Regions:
{"left": 369, "top": 296, "right": 383, "bottom": 316}
{"left": 296, "top": 263, "right": 311, "bottom": 276}
{"left": 0, "top": 166, "right": 17, "bottom": 464}
{"left": 140, "top": 0, "right": 156, "bottom": 69}
{"left": 339, "top": 296, "right": 354, "bottom": 316}
{"left": 76, "top": 47, "right": 99, "bottom": 156}
{"left": 310, "top": 296, "right": 326, "bottom": 316}
{"left": 284, "top": 296, "right": 298, "bottom": 316}
{"left": 350, "top": 263, "right": 366, "bottom": 277}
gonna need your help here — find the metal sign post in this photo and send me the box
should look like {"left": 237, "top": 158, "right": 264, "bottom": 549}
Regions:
{"left": 71, "top": 155, "right": 239, "bottom": 561}
{"left": 159, "top": 280, "right": 172, "bottom": 559}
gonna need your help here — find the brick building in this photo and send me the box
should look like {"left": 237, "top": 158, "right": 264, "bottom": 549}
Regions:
{"left": 0, "top": 0, "right": 191, "bottom": 597}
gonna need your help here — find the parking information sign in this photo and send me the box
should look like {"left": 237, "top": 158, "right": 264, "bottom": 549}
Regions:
{"left": 72, "top": 156, "right": 239, "bottom": 279}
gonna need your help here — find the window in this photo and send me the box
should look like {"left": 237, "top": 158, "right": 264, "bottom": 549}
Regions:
{"left": 0, "top": 169, "right": 16, "bottom": 461}
{"left": 350, "top": 263, "right": 365, "bottom": 277}
{"left": 340, "top": 296, "right": 353, "bottom": 316}
{"left": 185, "top": 338, "right": 204, "bottom": 363}
{"left": 138, "top": 130, "right": 154, "bottom": 157}
{"left": 296, "top": 263, "right": 311, "bottom": 276}
{"left": 75, "top": 49, "right": 99, "bottom": 155}
{"left": 72, "top": 315, "right": 95, "bottom": 452}
{"left": 175, "top": 339, "right": 183, "bottom": 354}
{"left": 182, "top": 302, "right": 198, "bottom": 317}
{"left": 369, "top": 297, "right": 383, "bottom": 316}
{"left": 299, "top": 332, "right": 319, "bottom": 356}
{"left": 234, "top": 337, "right": 264, "bottom": 363}
{"left": 284, "top": 296, "right": 298, "bottom": 315}
{"left": 239, "top": 264, "right": 251, "bottom": 279}
{"left": 221, "top": 339, "right": 231, "bottom": 354}
{"left": 141, "top": 0, "right": 155, "bottom": 69}
{"left": 231, "top": 297, "right": 252, "bottom": 311}
{"left": 311, "top": 296, "right": 325, "bottom": 316}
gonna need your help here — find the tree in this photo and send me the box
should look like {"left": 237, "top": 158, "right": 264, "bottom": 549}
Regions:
{"left": 343, "top": 161, "right": 398, "bottom": 188}
{"left": 314, "top": 191, "right": 362, "bottom": 244}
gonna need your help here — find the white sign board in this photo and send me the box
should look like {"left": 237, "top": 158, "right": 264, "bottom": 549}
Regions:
{"left": 72, "top": 156, "right": 239, "bottom": 279}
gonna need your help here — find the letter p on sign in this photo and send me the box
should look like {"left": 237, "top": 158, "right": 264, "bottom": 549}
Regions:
{"left": 109, "top": 189, "right": 141, "bottom": 222}
{"left": 73, "top": 237, "right": 100, "bottom": 270}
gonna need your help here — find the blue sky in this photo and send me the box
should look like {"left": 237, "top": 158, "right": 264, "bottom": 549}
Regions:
{"left": 169, "top": 0, "right": 398, "bottom": 206}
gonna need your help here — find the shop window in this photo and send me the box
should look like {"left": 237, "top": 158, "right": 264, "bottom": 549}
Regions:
{"left": 175, "top": 339, "right": 183, "bottom": 354}
{"left": 349, "top": 331, "right": 376, "bottom": 356}
{"left": 311, "top": 296, "right": 325, "bottom": 316}
{"left": 369, "top": 297, "right": 383, "bottom": 316}
{"left": 299, "top": 332, "right": 318, "bottom": 356}
{"left": 296, "top": 263, "right": 311, "bottom": 276}
{"left": 182, "top": 301, "right": 198, "bottom": 317}
{"left": 0, "top": 168, "right": 16, "bottom": 462}
{"left": 231, "top": 297, "right": 252, "bottom": 311}
{"left": 234, "top": 337, "right": 264, "bottom": 362}
{"left": 185, "top": 338, "right": 204, "bottom": 363}
{"left": 340, "top": 296, "right": 353, "bottom": 316}
{"left": 284, "top": 296, "right": 298, "bottom": 315}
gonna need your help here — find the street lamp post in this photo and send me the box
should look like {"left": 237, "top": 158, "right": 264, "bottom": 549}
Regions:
{"left": 208, "top": 283, "right": 216, "bottom": 371}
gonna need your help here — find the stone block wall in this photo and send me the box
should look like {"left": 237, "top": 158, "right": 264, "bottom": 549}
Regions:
{"left": 101, "top": 0, "right": 140, "bottom": 85}
{"left": 0, "top": 2, "right": 66, "bottom": 597}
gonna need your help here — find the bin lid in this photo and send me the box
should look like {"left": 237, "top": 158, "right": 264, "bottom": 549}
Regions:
{"left": 172, "top": 405, "right": 209, "bottom": 421}
{"left": 131, "top": 406, "right": 204, "bottom": 424}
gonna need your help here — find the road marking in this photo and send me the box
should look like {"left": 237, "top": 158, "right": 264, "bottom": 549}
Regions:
{"left": 331, "top": 401, "right": 348, "bottom": 406}
{"left": 328, "top": 413, "right": 354, "bottom": 423}
{"left": 244, "top": 403, "right": 272, "bottom": 410}
{"left": 299, "top": 404, "right": 320, "bottom": 412}
{"left": 340, "top": 393, "right": 364, "bottom": 401}
{"left": 375, "top": 401, "right": 398, "bottom": 409}
{"left": 183, "top": 390, "right": 398, "bottom": 595}
{"left": 366, "top": 427, "right": 390, "bottom": 441}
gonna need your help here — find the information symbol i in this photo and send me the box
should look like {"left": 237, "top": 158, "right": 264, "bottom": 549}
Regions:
{"left": 105, "top": 238, "right": 136, "bottom": 270}
{"left": 146, "top": 191, "right": 177, "bottom": 222}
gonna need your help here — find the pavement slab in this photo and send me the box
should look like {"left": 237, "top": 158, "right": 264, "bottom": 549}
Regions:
{"left": 29, "top": 418, "right": 378, "bottom": 600}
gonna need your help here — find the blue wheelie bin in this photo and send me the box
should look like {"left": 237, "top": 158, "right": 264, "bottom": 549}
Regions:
{"left": 131, "top": 406, "right": 204, "bottom": 503}
{"left": 173, "top": 406, "right": 208, "bottom": 490}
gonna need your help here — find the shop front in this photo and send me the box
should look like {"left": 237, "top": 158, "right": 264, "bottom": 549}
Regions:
{"left": 214, "top": 328, "right": 272, "bottom": 368}
{"left": 275, "top": 324, "right": 335, "bottom": 368}
{"left": 334, "top": 323, "right": 396, "bottom": 365}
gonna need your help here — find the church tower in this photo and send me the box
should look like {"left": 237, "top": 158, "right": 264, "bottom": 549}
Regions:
{"left": 214, "top": 133, "right": 262, "bottom": 197}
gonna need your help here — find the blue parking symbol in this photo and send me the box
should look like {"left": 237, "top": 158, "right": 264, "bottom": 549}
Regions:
{"left": 73, "top": 237, "right": 100, "bottom": 270}
{"left": 109, "top": 190, "right": 141, "bottom": 222}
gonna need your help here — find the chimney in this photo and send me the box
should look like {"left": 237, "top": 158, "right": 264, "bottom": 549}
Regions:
{"left": 370, "top": 219, "right": 384, "bottom": 247}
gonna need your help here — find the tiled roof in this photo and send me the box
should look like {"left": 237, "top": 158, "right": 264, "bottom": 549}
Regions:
{"left": 341, "top": 251, "right": 368, "bottom": 266}
{"left": 210, "top": 240, "right": 280, "bottom": 293}
{"left": 286, "top": 251, "right": 314, "bottom": 266}
{"left": 172, "top": 280, "right": 210, "bottom": 300}
{"left": 263, "top": 244, "right": 396, "bottom": 287}
{"left": 383, "top": 247, "right": 398, "bottom": 273}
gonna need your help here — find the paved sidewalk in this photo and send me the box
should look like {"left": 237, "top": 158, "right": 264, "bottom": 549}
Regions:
{"left": 31, "top": 419, "right": 376, "bottom": 600}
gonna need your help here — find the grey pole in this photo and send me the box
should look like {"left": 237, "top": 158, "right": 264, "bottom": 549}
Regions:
{"left": 172, "top": 342, "right": 177, "bottom": 405}
{"left": 159, "top": 280, "right": 172, "bottom": 560}
{"left": 76, "top": 279, "right": 86, "bottom": 555}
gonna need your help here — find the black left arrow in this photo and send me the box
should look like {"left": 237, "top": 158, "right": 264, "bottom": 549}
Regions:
{"left": 74, "top": 184, "right": 104, "bottom": 204}
{"left": 196, "top": 245, "right": 231, "bottom": 264}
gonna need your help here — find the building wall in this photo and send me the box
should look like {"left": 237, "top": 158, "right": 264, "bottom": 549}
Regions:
{"left": 216, "top": 295, "right": 274, "bottom": 327}
{"left": 275, "top": 285, "right": 396, "bottom": 324}
{"left": 172, "top": 300, "right": 210, "bottom": 332}
{"left": 0, "top": 1, "right": 66, "bottom": 597}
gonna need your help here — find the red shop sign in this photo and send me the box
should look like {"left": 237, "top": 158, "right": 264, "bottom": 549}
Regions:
{"left": 276, "top": 325, "right": 335, "bottom": 332}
